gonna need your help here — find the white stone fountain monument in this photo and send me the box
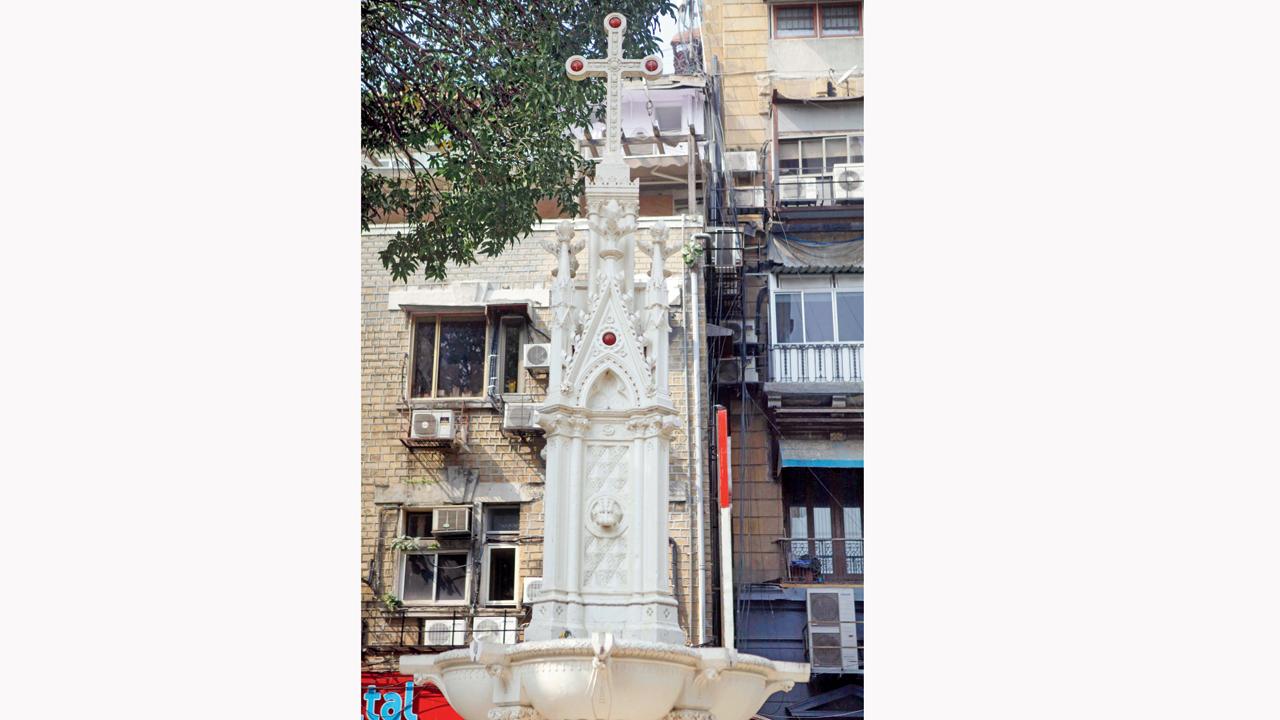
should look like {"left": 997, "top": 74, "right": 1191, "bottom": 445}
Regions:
{"left": 400, "top": 13, "right": 809, "bottom": 720}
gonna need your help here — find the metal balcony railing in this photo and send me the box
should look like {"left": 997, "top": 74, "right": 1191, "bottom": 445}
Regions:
{"left": 774, "top": 175, "right": 863, "bottom": 207}
{"left": 780, "top": 536, "right": 864, "bottom": 583}
{"left": 768, "top": 343, "right": 863, "bottom": 384}
{"left": 362, "top": 603, "right": 523, "bottom": 653}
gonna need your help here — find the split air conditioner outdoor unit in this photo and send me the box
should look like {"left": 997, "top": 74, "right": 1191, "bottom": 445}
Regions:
{"left": 501, "top": 402, "right": 540, "bottom": 433}
{"left": 471, "top": 615, "right": 520, "bottom": 645}
{"left": 421, "top": 618, "right": 468, "bottom": 647}
{"left": 522, "top": 576, "right": 543, "bottom": 606}
{"left": 523, "top": 343, "right": 552, "bottom": 375}
{"left": 717, "top": 357, "right": 759, "bottom": 385}
{"left": 431, "top": 506, "right": 471, "bottom": 535}
{"left": 410, "top": 409, "right": 456, "bottom": 441}
{"left": 807, "top": 588, "right": 861, "bottom": 674}
{"left": 832, "top": 163, "right": 864, "bottom": 200}
{"left": 778, "top": 176, "right": 819, "bottom": 203}
{"left": 721, "top": 319, "right": 759, "bottom": 345}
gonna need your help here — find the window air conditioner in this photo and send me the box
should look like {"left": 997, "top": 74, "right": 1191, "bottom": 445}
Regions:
{"left": 523, "top": 343, "right": 552, "bottom": 376}
{"left": 471, "top": 615, "right": 520, "bottom": 645}
{"left": 431, "top": 506, "right": 471, "bottom": 535}
{"left": 522, "top": 576, "right": 543, "bottom": 606}
{"left": 806, "top": 588, "right": 861, "bottom": 674}
{"left": 410, "top": 409, "right": 456, "bottom": 441}
{"left": 502, "top": 402, "right": 540, "bottom": 433}
{"left": 832, "top": 163, "right": 864, "bottom": 200}
{"left": 421, "top": 618, "right": 468, "bottom": 647}
{"left": 716, "top": 357, "right": 759, "bottom": 385}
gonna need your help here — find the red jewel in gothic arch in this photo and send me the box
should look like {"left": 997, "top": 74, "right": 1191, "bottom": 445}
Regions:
{"left": 602, "top": 331, "right": 617, "bottom": 346}
{"left": 608, "top": 16, "right": 622, "bottom": 28}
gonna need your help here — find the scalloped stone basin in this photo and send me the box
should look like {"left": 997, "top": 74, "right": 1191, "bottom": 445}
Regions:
{"left": 402, "top": 638, "right": 808, "bottom": 720}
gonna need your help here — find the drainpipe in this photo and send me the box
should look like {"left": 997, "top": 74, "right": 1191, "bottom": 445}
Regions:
{"left": 689, "top": 229, "right": 711, "bottom": 645}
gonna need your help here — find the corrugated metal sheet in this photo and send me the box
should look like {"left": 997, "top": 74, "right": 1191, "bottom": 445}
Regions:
{"left": 768, "top": 237, "right": 863, "bottom": 274}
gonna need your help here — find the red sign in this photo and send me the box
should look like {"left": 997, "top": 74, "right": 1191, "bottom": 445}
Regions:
{"left": 361, "top": 672, "right": 462, "bottom": 720}
{"left": 716, "top": 405, "right": 730, "bottom": 508}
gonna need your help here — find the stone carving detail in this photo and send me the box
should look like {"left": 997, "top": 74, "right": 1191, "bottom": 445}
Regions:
{"left": 587, "top": 495, "right": 625, "bottom": 535}
{"left": 665, "top": 711, "right": 713, "bottom": 720}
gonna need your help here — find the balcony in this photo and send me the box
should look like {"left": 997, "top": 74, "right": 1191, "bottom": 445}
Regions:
{"left": 780, "top": 536, "right": 864, "bottom": 584}
{"left": 768, "top": 342, "right": 863, "bottom": 384}
{"left": 775, "top": 175, "right": 863, "bottom": 209}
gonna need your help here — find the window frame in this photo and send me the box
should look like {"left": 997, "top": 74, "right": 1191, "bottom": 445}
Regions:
{"left": 480, "top": 543, "right": 520, "bottom": 607}
{"left": 783, "top": 469, "right": 864, "bottom": 580}
{"left": 777, "top": 133, "right": 865, "bottom": 180}
{"left": 772, "top": 3, "right": 863, "bottom": 39}
{"left": 770, "top": 274, "right": 864, "bottom": 345}
{"left": 495, "top": 316, "right": 528, "bottom": 396}
{"left": 396, "top": 549, "right": 471, "bottom": 606}
{"left": 409, "top": 312, "right": 491, "bottom": 401}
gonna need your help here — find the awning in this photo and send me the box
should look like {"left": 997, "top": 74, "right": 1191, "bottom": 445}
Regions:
{"left": 387, "top": 280, "right": 549, "bottom": 312}
{"left": 768, "top": 236, "right": 863, "bottom": 274}
{"left": 779, "top": 436, "right": 863, "bottom": 469}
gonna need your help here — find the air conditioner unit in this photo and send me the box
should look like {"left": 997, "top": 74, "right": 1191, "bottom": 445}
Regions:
{"left": 502, "top": 402, "right": 540, "bottom": 433}
{"left": 721, "top": 319, "right": 758, "bottom": 345}
{"left": 807, "top": 588, "right": 861, "bottom": 674}
{"left": 832, "top": 163, "right": 864, "bottom": 200}
{"left": 410, "top": 409, "right": 456, "bottom": 441}
{"left": 523, "top": 343, "right": 552, "bottom": 375}
{"left": 471, "top": 615, "right": 520, "bottom": 645}
{"left": 732, "top": 186, "right": 765, "bottom": 209}
{"left": 716, "top": 357, "right": 759, "bottom": 385}
{"left": 421, "top": 618, "right": 467, "bottom": 647}
{"left": 431, "top": 506, "right": 471, "bottom": 535}
{"left": 522, "top": 576, "right": 543, "bottom": 606}
{"left": 778, "top": 176, "right": 818, "bottom": 203}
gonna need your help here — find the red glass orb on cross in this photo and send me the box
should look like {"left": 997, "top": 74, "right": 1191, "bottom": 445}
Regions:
{"left": 609, "top": 16, "right": 622, "bottom": 28}
{"left": 602, "top": 331, "right": 617, "bottom": 346}
{"left": 570, "top": 59, "right": 584, "bottom": 72}
{"left": 645, "top": 59, "right": 659, "bottom": 72}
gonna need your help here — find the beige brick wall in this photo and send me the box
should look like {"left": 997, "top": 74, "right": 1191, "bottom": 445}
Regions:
{"left": 362, "top": 218, "right": 715, "bottom": 669}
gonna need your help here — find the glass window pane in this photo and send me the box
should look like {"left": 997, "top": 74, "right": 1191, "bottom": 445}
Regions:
{"left": 487, "top": 547, "right": 516, "bottom": 602}
{"left": 849, "top": 136, "right": 864, "bottom": 163}
{"left": 800, "top": 139, "right": 824, "bottom": 174}
{"left": 836, "top": 291, "right": 864, "bottom": 342}
{"left": 824, "top": 136, "right": 848, "bottom": 172}
{"left": 822, "top": 4, "right": 860, "bottom": 34}
{"left": 405, "top": 511, "right": 432, "bottom": 538}
{"left": 436, "top": 554, "right": 468, "bottom": 601}
{"left": 789, "top": 505, "right": 809, "bottom": 538}
{"left": 776, "top": 6, "right": 815, "bottom": 36}
{"left": 775, "top": 293, "right": 804, "bottom": 343}
{"left": 436, "top": 319, "right": 486, "bottom": 397}
{"left": 803, "top": 292, "right": 835, "bottom": 342}
{"left": 501, "top": 321, "right": 522, "bottom": 393}
{"left": 813, "top": 507, "right": 833, "bottom": 538}
{"left": 812, "top": 507, "right": 834, "bottom": 573}
{"left": 402, "top": 555, "right": 435, "bottom": 602}
{"left": 412, "top": 319, "right": 436, "bottom": 398}
{"left": 843, "top": 506, "right": 863, "bottom": 539}
{"left": 778, "top": 140, "right": 800, "bottom": 176}
{"left": 486, "top": 506, "right": 520, "bottom": 534}
{"left": 655, "top": 106, "right": 682, "bottom": 132}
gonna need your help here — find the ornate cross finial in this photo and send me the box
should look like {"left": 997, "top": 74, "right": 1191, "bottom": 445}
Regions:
{"left": 564, "top": 13, "right": 662, "bottom": 160}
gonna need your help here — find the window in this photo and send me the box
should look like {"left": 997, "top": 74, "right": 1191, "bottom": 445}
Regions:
{"left": 482, "top": 505, "right": 520, "bottom": 605}
{"left": 485, "top": 505, "right": 521, "bottom": 539}
{"left": 773, "top": 277, "right": 864, "bottom": 344}
{"left": 400, "top": 551, "right": 468, "bottom": 603}
{"left": 775, "top": 6, "right": 816, "bottom": 37}
{"left": 404, "top": 511, "right": 432, "bottom": 538}
{"left": 821, "top": 3, "right": 861, "bottom": 35}
{"left": 784, "top": 469, "right": 863, "bottom": 580}
{"left": 655, "top": 106, "right": 683, "bottom": 133}
{"left": 774, "top": 4, "right": 862, "bottom": 38}
{"left": 777, "top": 134, "right": 864, "bottom": 178}
{"left": 482, "top": 546, "right": 517, "bottom": 604}
{"left": 497, "top": 317, "right": 528, "bottom": 394}
{"left": 411, "top": 316, "right": 487, "bottom": 399}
